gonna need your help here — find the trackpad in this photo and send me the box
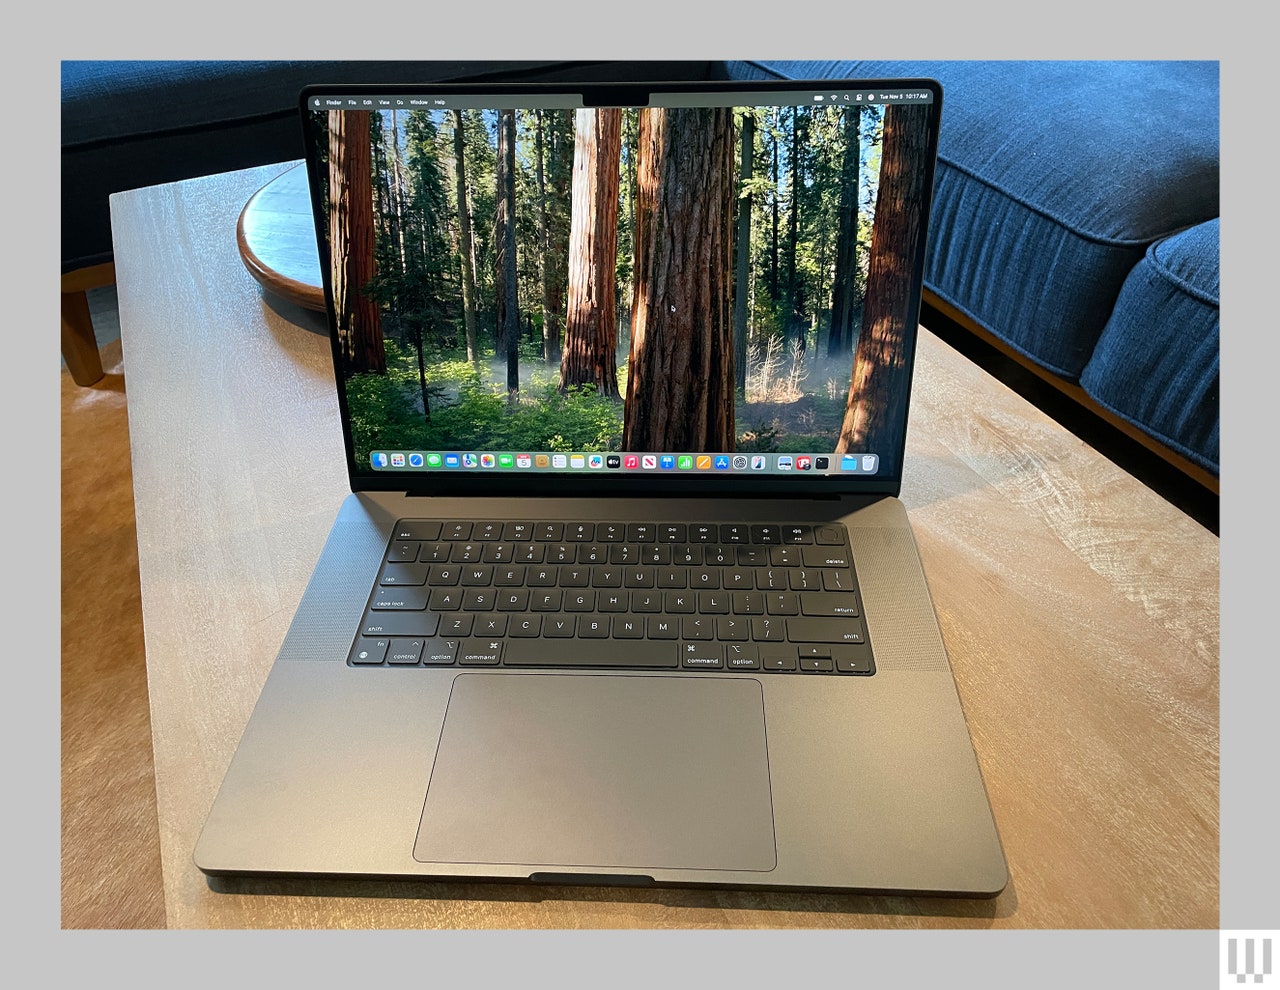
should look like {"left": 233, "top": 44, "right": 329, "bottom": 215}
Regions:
{"left": 414, "top": 673, "right": 777, "bottom": 873}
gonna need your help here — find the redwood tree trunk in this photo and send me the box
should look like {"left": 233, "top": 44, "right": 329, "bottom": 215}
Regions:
{"left": 732, "top": 111, "right": 754, "bottom": 393}
{"left": 835, "top": 104, "right": 930, "bottom": 454}
{"left": 560, "top": 108, "right": 622, "bottom": 397}
{"left": 623, "top": 107, "right": 736, "bottom": 451}
{"left": 454, "top": 110, "right": 479, "bottom": 364}
{"left": 497, "top": 109, "right": 520, "bottom": 395}
{"left": 328, "top": 109, "right": 385, "bottom": 376}
{"left": 827, "top": 105, "right": 862, "bottom": 358}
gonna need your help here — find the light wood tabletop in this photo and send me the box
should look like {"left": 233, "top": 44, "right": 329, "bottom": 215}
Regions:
{"left": 109, "top": 161, "right": 1219, "bottom": 930}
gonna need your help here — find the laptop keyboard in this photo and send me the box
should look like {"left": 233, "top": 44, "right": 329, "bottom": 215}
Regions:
{"left": 348, "top": 519, "right": 875, "bottom": 675}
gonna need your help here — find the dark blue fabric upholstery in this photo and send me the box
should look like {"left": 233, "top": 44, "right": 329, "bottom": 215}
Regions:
{"left": 1080, "top": 220, "right": 1220, "bottom": 473}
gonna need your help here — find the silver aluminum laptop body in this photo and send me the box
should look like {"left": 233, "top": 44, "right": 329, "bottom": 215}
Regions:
{"left": 194, "top": 77, "right": 1007, "bottom": 896}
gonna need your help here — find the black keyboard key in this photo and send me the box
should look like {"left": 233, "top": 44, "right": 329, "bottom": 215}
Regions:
{"left": 625, "top": 523, "right": 655, "bottom": 543}
{"left": 427, "top": 564, "right": 460, "bottom": 586}
{"left": 833, "top": 646, "right": 875, "bottom": 674}
{"left": 423, "top": 638, "right": 460, "bottom": 664}
{"left": 459, "top": 640, "right": 503, "bottom": 665}
{"left": 440, "top": 614, "right": 474, "bottom": 637}
{"left": 460, "top": 565, "right": 495, "bottom": 586}
{"left": 371, "top": 587, "right": 430, "bottom": 610}
{"left": 350, "top": 637, "right": 390, "bottom": 664}
{"left": 802, "top": 546, "right": 850, "bottom": 568}
{"left": 395, "top": 521, "right": 442, "bottom": 541}
{"left": 503, "top": 639, "right": 678, "bottom": 668}
{"left": 426, "top": 588, "right": 462, "bottom": 610}
{"left": 765, "top": 592, "right": 800, "bottom": 615}
{"left": 474, "top": 615, "right": 508, "bottom": 637}
{"left": 681, "top": 643, "right": 723, "bottom": 669}
{"left": 461, "top": 589, "right": 496, "bottom": 611}
{"left": 494, "top": 568, "right": 524, "bottom": 591}
{"left": 681, "top": 616, "right": 715, "bottom": 640}
{"left": 378, "top": 561, "right": 429, "bottom": 586}
{"left": 579, "top": 615, "right": 610, "bottom": 638}
{"left": 496, "top": 590, "right": 531, "bottom": 611}
{"left": 781, "top": 525, "right": 813, "bottom": 544}
{"left": 360, "top": 611, "right": 440, "bottom": 638}
{"left": 544, "top": 616, "right": 576, "bottom": 637}
{"left": 822, "top": 569, "right": 854, "bottom": 592}
{"left": 503, "top": 521, "right": 533, "bottom": 541}
{"left": 614, "top": 615, "right": 645, "bottom": 638}
{"left": 751, "top": 616, "right": 786, "bottom": 641}
{"left": 724, "top": 643, "right": 760, "bottom": 670}
{"left": 510, "top": 615, "right": 542, "bottom": 637}
{"left": 800, "top": 656, "right": 834, "bottom": 672}
{"left": 387, "top": 638, "right": 425, "bottom": 664}
{"left": 760, "top": 648, "right": 797, "bottom": 671}
{"left": 799, "top": 592, "right": 861, "bottom": 617}
{"left": 789, "top": 618, "right": 867, "bottom": 644}
{"left": 749, "top": 525, "right": 779, "bottom": 545}
{"left": 815, "top": 525, "right": 846, "bottom": 546}
{"left": 647, "top": 617, "right": 679, "bottom": 639}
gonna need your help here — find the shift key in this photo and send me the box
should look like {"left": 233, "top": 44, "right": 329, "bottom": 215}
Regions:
{"left": 788, "top": 617, "right": 867, "bottom": 644}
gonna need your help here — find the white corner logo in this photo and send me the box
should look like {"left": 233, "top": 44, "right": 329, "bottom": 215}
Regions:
{"left": 1224, "top": 932, "right": 1277, "bottom": 987}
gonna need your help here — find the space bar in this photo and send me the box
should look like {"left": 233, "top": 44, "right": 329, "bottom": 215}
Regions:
{"left": 503, "top": 640, "right": 679, "bottom": 668}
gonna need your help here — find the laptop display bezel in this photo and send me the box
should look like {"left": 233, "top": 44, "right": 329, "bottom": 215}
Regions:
{"left": 298, "top": 78, "right": 942, "bottom": 501}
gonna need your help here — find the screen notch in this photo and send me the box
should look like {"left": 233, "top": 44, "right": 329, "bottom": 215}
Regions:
{"left": 581, "top": 85, "right": 650, "bottom": 107}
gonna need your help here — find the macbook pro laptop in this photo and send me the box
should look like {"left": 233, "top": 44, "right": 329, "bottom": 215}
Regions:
{"left": 194, "top": 76, "right": 1008, "bottom": 896}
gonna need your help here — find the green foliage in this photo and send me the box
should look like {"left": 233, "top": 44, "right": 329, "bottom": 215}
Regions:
{"left": 345, "top": 343, "right": 625, "bottom": 463}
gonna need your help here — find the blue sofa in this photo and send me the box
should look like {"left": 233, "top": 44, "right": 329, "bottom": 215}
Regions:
{"left": 62, "top": 59, "right": 1219, "bottom": 523}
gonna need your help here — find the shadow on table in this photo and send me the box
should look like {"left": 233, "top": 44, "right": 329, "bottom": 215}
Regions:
{"left": 206, "top": 873, "right": 1015, "bottom": 923}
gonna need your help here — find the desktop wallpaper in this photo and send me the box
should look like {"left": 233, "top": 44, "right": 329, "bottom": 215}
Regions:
{"left": 311, "top": 98, "right": 932, "bottom": 476}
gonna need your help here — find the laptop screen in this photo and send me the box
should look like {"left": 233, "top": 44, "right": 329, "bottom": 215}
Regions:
{"left": 300, "top": 80, "right": 940, "bottom": 497}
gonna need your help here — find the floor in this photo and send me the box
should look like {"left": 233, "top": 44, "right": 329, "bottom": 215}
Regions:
{"left": 61, "top": 286, "right": 166, "bottom": 928}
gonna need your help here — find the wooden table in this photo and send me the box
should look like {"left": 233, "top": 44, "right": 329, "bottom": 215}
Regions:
{"left": 235, "top": 162, "right": 325, "bottom": 313}
{"left": 110, "top": 162, "right": 1219, "bottom": 930}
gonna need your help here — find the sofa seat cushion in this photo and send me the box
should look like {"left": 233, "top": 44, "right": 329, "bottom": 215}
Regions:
{"left": 725, "top": 60, "right": 1220, "bottom": 381}
{"left": 1079, "top": 219, "right": 1219, "bottom": 475}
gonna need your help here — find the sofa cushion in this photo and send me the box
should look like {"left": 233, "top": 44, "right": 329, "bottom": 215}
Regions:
{"left": 725, "top": 60, "right": 1220, "bottom": 381}
{"left": 1080, "top": 219, "right": 1219, "bottom": 475}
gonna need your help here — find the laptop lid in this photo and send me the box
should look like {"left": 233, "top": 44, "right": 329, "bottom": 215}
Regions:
{"left": 299, "top": 78, "right": 941, "bottom": 502}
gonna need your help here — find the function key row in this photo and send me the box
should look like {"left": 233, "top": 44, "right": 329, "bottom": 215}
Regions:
{"left": 388, "top": 541, "right": 851, "bottom": 569}
{"left": 393, "top": 520, "right": 847, "bottom": 546}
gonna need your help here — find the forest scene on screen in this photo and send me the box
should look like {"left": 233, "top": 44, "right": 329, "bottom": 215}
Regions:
{"left": 320, "top": 101, "right": 931, "bottom": 466}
